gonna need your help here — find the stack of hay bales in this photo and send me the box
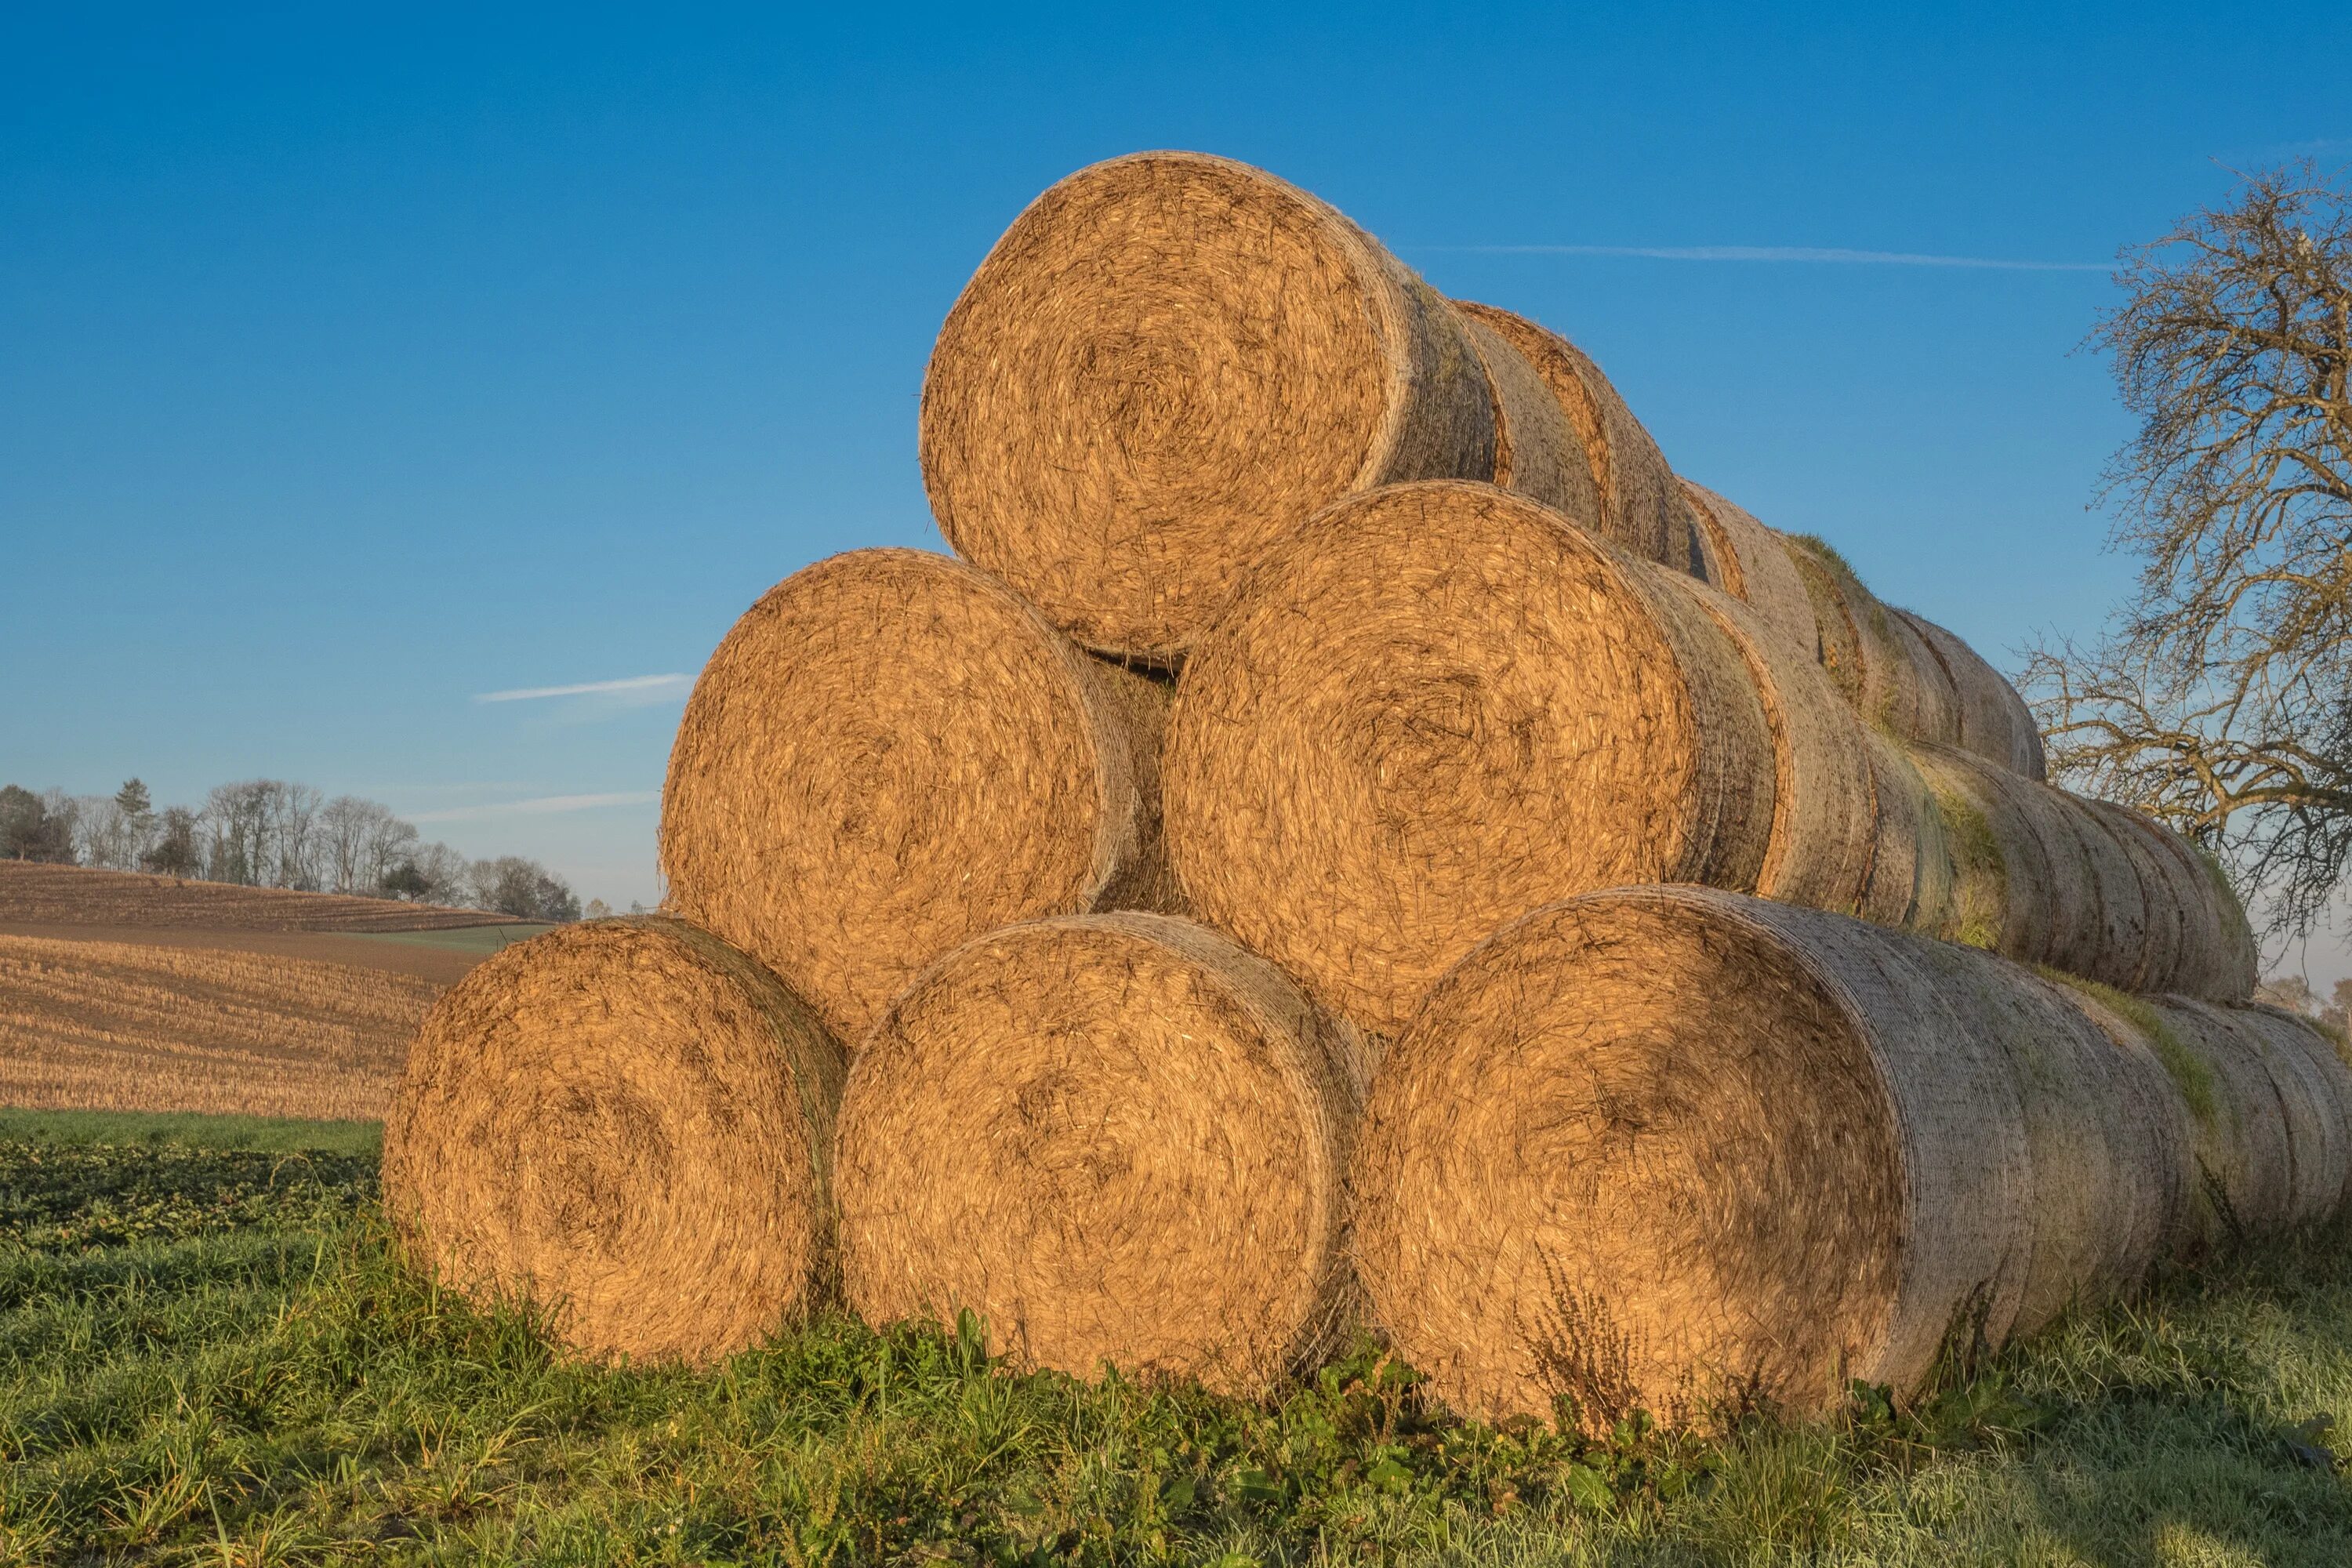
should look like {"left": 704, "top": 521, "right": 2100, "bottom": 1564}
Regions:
{"left": 384, "top": 151, "right": 2349, "bottom": 1419}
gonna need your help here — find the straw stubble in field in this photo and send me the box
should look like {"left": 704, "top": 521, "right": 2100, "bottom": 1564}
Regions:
{"left": 0, "top": 934, "right": 437, "bottom": 1120}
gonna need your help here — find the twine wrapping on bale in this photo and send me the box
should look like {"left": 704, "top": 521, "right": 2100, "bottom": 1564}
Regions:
{"left": 1896, "top": 610, "right": 2048, "bottom": 781}
{"left": 1460, "top": 315, "right": 1600, "bottom": 522}
{"left": 1352, "top": 886, "right": 2201, "bottom": 1428}
{"left": 835, "top": 913, "right": 1363, "bottom": 1397}
{"left": 1859, "top": 733, "right": 1956, "bottom": 930}
{"left": 1679, "top": 481, "right": 1820, "bottom": 654}
{"left": 1452, "top": 302, "right": 1700, "bottom": 573}
{"left": 1163, "top": 480, "right": 1774, "bottom": 1035}
{"left": 381, "top": 917, "right": 844, "bottom": 1365}
{"left": 1905, "top": 742, "right": 2255, "bottom": 999}
{"left": 920, "top": 151, "right": 1497, "bottom": 662}
{"left": 1779, "top": 535, "right": 1965, "bottom": 748}
{"left": 659, "top": 548, "right": 1178, "bottom": 1044}
{"left": 1652, "top": 569, "right": 1878, "bottom": 913}
{"left": 1350, "top": 887, "right": 2034, "bottom": 1425}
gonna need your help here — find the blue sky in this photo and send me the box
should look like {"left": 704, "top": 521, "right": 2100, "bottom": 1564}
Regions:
{"left": 5, "top": 4, "right": 2347, "bottom": 946}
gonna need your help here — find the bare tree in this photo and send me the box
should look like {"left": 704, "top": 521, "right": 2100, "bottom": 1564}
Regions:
{"left": 2028, "top": 160, "right": 2352, "bottom": 938}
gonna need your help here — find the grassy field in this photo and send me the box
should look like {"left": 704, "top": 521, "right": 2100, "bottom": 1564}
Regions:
{"left": 0, "top": 935, "right": 437, "bottom": 1121}
{"left": 4, "top": 1117, "right": 2350, "bottom": 1565}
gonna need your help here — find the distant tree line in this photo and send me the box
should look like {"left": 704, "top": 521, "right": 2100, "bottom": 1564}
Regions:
{"left": 0, "top": 777, "right": 584, "bottom": 921}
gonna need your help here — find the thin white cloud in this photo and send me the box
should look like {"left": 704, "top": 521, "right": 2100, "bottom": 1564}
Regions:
{"left": 408, "top": 791, "right": 659, "bottom": 824}
{"left": 1417, "top": 244, "right": 2106, "bottom": 271}
{"left": 474, "top": 673, "right": 693, "bottom": 703}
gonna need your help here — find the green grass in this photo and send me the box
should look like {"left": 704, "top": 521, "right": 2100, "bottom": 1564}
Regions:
{"left": 347, "top": 924, "right": 556, "bottom": 956}
{"left": 0, "top": 1108, "right": 381, "bottom": 1157}
{"left": 5, "top": 1138, "right": 2352, "bottom": 1563}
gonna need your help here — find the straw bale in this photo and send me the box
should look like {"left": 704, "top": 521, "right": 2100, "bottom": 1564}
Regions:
{"left": 2134, "top": 998, "right": 2310, "bottom": 1239}
{"left": 1858, "top": 733, "right": 1954, "bottom": 931}
{"left": 1163, "top": 480, "right": 1774, "bottom": 1034}
{"left": 1452, "top": 302, "right": 1696, "bottom": 572}
{"left": 1653, "top": 570, "right": 1878, "bottom": 913}
{"left": 1900, "top": 610, "right": 2049, "bottom": 781}
{"left": 2211, "top": 1004, "right": 2352, "bottom": 1225}
{"left": 1461, "top": 315, "right": 1599, "bottom": 522}
{"left": 659, "top": 549, "right": 1176, "bottom": 1044}
{"left": 836, "top": 913, "right": 1363, "bottom": 1397}
{"left": 381, "top": 917, "right": 844, "bottom": 1365}
{"left": 1910, "top": 743, "right": 2187, "bottom": 994}
{"left": 1352, "top": 887, "right": 2037, "bottom": 1425}
{"left": 2078, "top": 800, "right": 2256, "bottom": 1003}
{"left": 920, "top": 151, "right": 1497, "bottom": 662}
{"left": 1895, "top": 942, "right": 2186, "bottom": 1335}
{"left": 1678, "top": 481, "right": 1819, "bottom": 654}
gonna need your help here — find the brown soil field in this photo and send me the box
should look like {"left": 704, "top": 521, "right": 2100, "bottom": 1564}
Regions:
{"left": 0, "top": 933, "right": 438, "bottom": 1121}
{"left": 0, "top": 861, "right": 521, "bottom": 932}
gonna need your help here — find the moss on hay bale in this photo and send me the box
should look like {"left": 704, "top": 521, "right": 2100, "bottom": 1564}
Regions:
{"left": 1351, "top": 887, "right": 2190, "bottom": 1428}
{"left": 1451, "top": 302, "right": 1699, "bottom": 572}
{"left": 919, "top": 151, "right": 1497, "bottom": 662}
{"left": 835, "top": 913, "right": 1363, "bottom": 1398}
{"left": 381, "top": 917, "right": 844, "bottom": 1365}
{"left": 1163, "top": 480, "right": 1774, "bottom": 1034}
{"left": 659, "top": 548, "right": 1176, "bottom": 1044}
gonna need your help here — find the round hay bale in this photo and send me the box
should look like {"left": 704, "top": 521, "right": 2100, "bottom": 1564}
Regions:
{"left": 920, "top": 151, "right": 1496, "bottom": 662}
{"left": 1857, "top": 732, "right": 1955, "bottom": 930}
{"left": 380, "top": 917, "right": 844, "bottom": 1365}
{"left": 2135, "top": 998, "right": 2307, "bottom": 1241}
{"left": 1678, "top": 481, "right": 1820, "bottom": 654}
{"left": 1452, "top": 301, "right": 1697, "bottom": 572}
{"left": 836, "top": 913, "right": 1363, "bottom": 1397}
{"left": 1910, "top": 745, "right": 2172, "bottom": 992}
{"left": 1163, "top": 480, "right": 1775, "bottom": 1035}
{"left": 2216, "top": 1004, "right": 2352, "bottom": 1226}
{"left": 2077, "top": 804, "right": 2256, "bottom": 1003}
{"left": 1653, "top": 570, "right": 1878, "bottom": 913}
{"left": 1461, "top": 315, "right": 1599, "bottom": 522}
{"left": 1352, "top": 887, "right": 2034, "bottom": 1425}
{"left": 1895, "top": 942, "right": 2186, "bottom": 1335}
{"left": 1900, "top": 611, "right": 2048, "bottom": 781}
{"left": 2074, "top": 797, "right": 2186, "bottom": 993}
{"left": 659, "top": 549, "right": 1176, "bottom": 1044}
{"left": 1777, "top": 535, "right": 1964, "bottom": 746}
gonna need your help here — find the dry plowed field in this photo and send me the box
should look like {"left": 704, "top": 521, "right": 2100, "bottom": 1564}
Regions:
{"left": 0, "top": 862, "right": 543, "bottom": 1119}
{"left": 0, "top": 934, "right": 438, "bottom": 1120}
{"left": 0, "top": 861, "right": 519, "bottom": 931}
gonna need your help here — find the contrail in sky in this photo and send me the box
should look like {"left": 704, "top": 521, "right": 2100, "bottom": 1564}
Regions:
{"left": 407, "top": 791, "right": 659, "bottom": 823}
{"left": 474, "top": 673, "right": 693, "bottom": 702}
{"left": 1417, "top": 244, "right": 2106, "bottom": 271}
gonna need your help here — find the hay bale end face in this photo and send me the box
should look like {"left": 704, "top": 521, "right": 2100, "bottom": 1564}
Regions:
{"left": 659, "top": 548, "right": 1174, "bottom": 1044}
{"left": 920, "top": 151, "right": 1496, "bottom": 662}
{"left": 1163, "top": 480, "right": 1774, "bottom": 1034}
{"left": 1351, "top": 887, "right": 2043, "bottom": 1425}
{"left": 381, "top": 917, "right": 844, "bottom": 1365}
{"left": 836, "top": 913, "right": 1363, "bottom": 1397}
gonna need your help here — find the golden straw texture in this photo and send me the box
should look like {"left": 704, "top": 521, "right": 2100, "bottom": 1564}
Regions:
{"left": 1678, "top": 481, "right": 1819, "bottom": 652}
{"left": 659, "top": 548, "right": 1175, "bottom": 1044}
{"left": 1460, "top": 315, "right": 1600, "bottom": 521}
{"left": 1163, "top": 480, "right": 1773, "bottom": 1035}
{"left": 1452, "top": 302, "right": 1700, "bottom": 572}
{"left": 1352, "top": 887, "right": 2038, "bottom": 1425}
{"left": 836, "top": 913, "right": 1363, "bottom": 1397}
{"left": 381, "top": 917, "right": 845, "bottom": 1365}
{"left": 920, "top": 151, "right": 1496, "bottom": 662}
{"left": 1900, "top": 609, "right": 2049, "bottom": 781}
{"left": 1656, "top": 570, "right": 1879, "bottom": 913}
